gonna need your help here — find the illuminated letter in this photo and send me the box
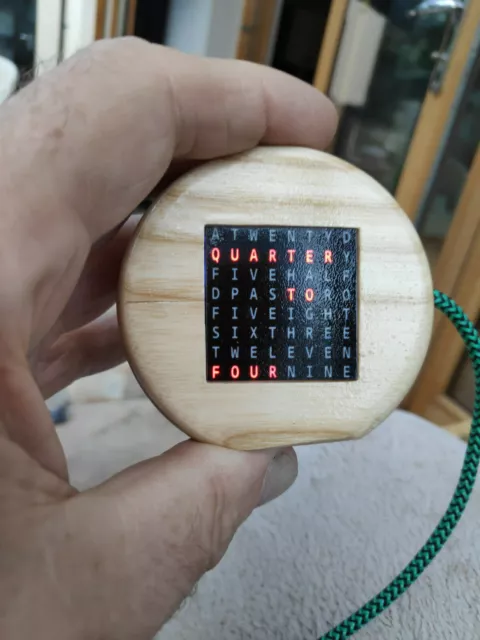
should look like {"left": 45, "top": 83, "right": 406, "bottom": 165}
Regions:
{"left": 231, "top": 365, "right": 240, "bottom": 380}
{"left": 230, "top": 248, "right": 240, "bottom": 262}
{"left": 324, "top": 250, "right": 333, "bottom": 264}
{"left": 287, "top": 287, "right": 296, "bottom": 301}
{"left": 269, "top": 366, "right": 277, "bottom": 379}
{"left": 287, "top": 249, "right": 296, "bottom": 263}
{"left": 211, "top": 248, "right": 220, "bottom": 263}
{"left": 305, "top": 288, "right": 314, "bottom": 302}
{"left": 249, "top": 248, "right": 259, "bottom": 263}
{"left": 306, "top": 250, "right": 314, "bottom": 264}
{"left": 269, "top": 249, "right": 277, "bottom": 263}
{"left": 249, "top": 365, "right": 259, "bottom": 379}
{"left": 212, "top": 365, "right": 220, "bottom": 379}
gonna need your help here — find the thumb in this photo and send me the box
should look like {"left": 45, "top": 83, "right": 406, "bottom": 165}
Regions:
{"left": 76, "top": 441, "right": 297, "bottom": 640}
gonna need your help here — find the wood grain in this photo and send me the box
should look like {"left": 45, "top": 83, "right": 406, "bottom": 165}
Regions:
{"left": 119, "top": 147, "right": 433, "bottom": 449}
{"left": 236, "top": 0, "right": 278, "bottom": 64}
{"left": 406, "top": 146, "right": 480, "bottom": 414}
{"left": 395, "top": 0, "right": 480, "bottom": 219}
{"left": 408, "top": 221, "right": 480, "bottom": 415}
{"left": 95, "top": 0, "right": 107, "bottom": 39}
{"left": 111, "top": 0, "right": 119, "bottom": 38}
{"left": 431, "top": 145, "right": 480, "bottom": 328}
{"left": 423, "top": 393, "right": 471, "bottom": 440}
{"left": 313, "top": 0, "right": 349, "bottom": 95}
{"left": 126, "top": 0, "right": 137, "bottom": 35}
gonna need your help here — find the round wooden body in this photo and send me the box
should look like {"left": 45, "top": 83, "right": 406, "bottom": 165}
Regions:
{"left": 119, "top": 147, "right": 433, "bottom": 449}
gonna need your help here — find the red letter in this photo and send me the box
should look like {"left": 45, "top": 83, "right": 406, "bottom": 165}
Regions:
{"left": 230, "top": 248, "right": 240, "bottom": 262}
{"left": 249, "top": 248, "right": 259, "bottom": 263}
{"left": 211, "top": 248, "right": 220, "bottom": 263}
{"left": 324, "top": 250, "right": 333, "bottom": 264}
{"left": 269, "top": 366, "right": 277, "bottom": 379}
{"left": 287, "top": 287, "right": 296, "bottom": 301}
{"left": 269, "top": 249, "right": 277, "bottom": 263}
{"left": 249, "top": 365, "right": 259, "bottom": 379}
{"left": 306, "top": 249, "right": 314, "bottom": 264}
{"left": 231, "top": 365, "right": 240, "bottom": 379}
{"left": 305, "top": 288, "right": 314, "bottom": 302}
{"left": 212, "top": 365, "right": 220, "bottom": 379}
{"left": 287, "top": 249, "right": 296, "bottom": 263}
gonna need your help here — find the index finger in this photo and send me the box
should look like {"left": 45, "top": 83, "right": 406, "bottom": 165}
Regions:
{"left": 0, "top": 37, "right": 337, "bottom": 245}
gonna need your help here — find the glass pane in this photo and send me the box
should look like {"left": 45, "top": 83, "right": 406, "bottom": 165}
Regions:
{"left": 0, "top": 1, "right": 15, "bottom": 60}
{"left": 334, "top": 0, "right": 459, "bottom": 193}
{"left": 272, "top": 0, "right": 333, "bottom": 83}
{"left": 0, "top": 0, "right": 36, "bottom": 72}
{"left": 449, "top": 329, "right": 476, "bottom": 414}
{"left": 416, "top": 51, "right": 480, "bottom": 268}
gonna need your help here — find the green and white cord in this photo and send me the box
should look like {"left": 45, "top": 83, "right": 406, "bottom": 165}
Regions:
{"left": 319, "top": 291, "right": 480, "bottom": 639}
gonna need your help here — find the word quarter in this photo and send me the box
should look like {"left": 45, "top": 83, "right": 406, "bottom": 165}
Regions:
{"left": 204, "top": 225, "right": 358, "bottom": 382}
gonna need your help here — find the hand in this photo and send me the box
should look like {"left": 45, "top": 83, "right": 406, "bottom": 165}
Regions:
{"left": 0, "top": 38, "right": 337, "bottom": 639}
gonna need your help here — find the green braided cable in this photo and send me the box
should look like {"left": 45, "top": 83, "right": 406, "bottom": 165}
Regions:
{"left": 318, "top": 290, "right": 480, "bottom": 640}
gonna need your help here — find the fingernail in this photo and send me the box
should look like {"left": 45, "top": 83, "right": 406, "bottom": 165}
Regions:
{"left": 258, "top": 448, "right": 298, "bottom": 507}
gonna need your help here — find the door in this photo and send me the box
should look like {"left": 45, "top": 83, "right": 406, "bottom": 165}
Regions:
{"left": 331, "top": 0, "right": 471, "bottom": 199}
{"left": 316, "top": 0, "right": 480, "bottom": 427}
{"left": 405, "top": 48, "right": 480, "bottom": 419}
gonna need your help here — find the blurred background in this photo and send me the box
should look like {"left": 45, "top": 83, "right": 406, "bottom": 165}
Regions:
{"left": 0, "top": 0, "right": 478, "bottom": 439}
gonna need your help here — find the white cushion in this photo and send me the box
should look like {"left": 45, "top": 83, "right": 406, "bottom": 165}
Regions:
{"left": 0, "top": 56, "right": 18, "bottom": 104}
{"left": 159, "top": 411, "right": 479, "bottom": 639}
{"left": 59, "top": 403, "right": 479, "bottom": 638}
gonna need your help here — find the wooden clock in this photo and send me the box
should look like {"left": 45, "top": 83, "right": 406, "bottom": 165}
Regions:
{"left": 118, "top": 147, "right": 433, "bottom": 449}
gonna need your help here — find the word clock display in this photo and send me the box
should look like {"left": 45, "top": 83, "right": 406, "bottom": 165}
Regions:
{"left": 204, "top": 225, "right": 358, "bottom": 382}
{"left": 119, "top": 146, "right": 433, "bottom": 449}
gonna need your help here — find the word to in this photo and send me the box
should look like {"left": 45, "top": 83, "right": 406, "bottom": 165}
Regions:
{"left": 204, "top": 225, "right": 358, "bottom": 382}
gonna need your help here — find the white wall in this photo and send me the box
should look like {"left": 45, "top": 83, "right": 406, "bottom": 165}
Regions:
{"left": 164, "top": 0, "right": 243, "bottom": 58}
{"left": 35, "top": 0, "right": 63, "bottom": 74}
{"left": 206, "top": 0, "right": 243, "bottom": 58}
{"left": 63, "top": 0, "right": 97, "bottom": 59}
{"left": 35, "top": 0, "right": 97, "bottom": 75}
{"left": 164, "top": 0, "right": 212, "bottom": 56}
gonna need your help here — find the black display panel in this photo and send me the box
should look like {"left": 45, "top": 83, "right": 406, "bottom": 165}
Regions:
{"left": 204, "top": 226, "right": 358, "bottom": 382}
